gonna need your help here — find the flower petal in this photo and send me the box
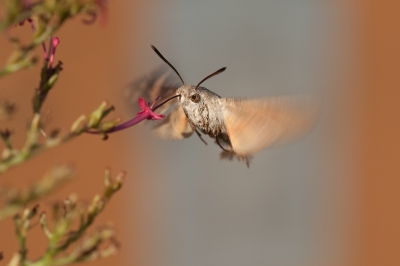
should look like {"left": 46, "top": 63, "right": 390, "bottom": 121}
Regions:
{"left": 148, "top": 112, "right": 165, "bottom": 120}
{"left": 138, "top": 97, "right": 147, "bottom": 110}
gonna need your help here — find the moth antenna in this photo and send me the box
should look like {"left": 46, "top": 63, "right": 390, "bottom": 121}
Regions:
{"left": 195, "top": 67, "right": 227, "bottom": 90}
{"left": 151, "top": 45, "right": 185, "bottom": 85}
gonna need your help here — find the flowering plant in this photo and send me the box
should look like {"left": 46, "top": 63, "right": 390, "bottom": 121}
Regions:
{"left": 0, "top": 1, "right": 164, "bottom": 265}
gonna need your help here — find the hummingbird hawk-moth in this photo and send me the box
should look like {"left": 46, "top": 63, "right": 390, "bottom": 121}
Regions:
{"left": 131, "top": 45, "right": 319, "bottom": 166}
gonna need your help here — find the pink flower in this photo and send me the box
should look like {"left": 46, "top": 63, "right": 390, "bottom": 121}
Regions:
{"left": 86, "top": 95, "right": 180, "bottom": 137}
{"left": 137, "top": 97, "right": 165, "bottom": 120}
{"left": 17, "top": 17, "right": 59, "bottom": 67}
{"left": 104, "top": 97, "right": 165, "bottom": 133}
{"left": 32, "top": 36, "right": 62, "bottom": 113}
{"left": 48, "top": 37, "right": 60, "bottom": 68}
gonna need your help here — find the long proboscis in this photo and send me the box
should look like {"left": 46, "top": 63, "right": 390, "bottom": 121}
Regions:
{"left": 151, "top": 45, "right": 185, "bottom": 85}
{"left": 195, "top": 67, "right": 227, "bottom": 90}
{"left": 152, "top": 94, "right": 181, "bottom": 112}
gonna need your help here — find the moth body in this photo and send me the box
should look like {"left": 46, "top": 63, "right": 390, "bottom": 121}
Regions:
{"left": 141, "top": 45, "right": 320, "bottom": 166}
{"left": 177, "top": 85, "right": 228, "bottom": 139}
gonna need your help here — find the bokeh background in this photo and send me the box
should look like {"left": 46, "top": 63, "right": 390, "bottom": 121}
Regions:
{"left": 1, "top": 0, "right": 400, "bottom": 265}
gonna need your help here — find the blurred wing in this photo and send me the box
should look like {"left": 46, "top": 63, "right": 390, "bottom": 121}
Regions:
{"left": 125, "top": 65, "right": 192, "bottom": 139}
{"left": 125, "top": 65, "right": 181, "bottom": 114}
{"left": 153, "top": 104, "right": 194, "bottom": 140}
{"left": 219, "top": 96, "right": 319, "bottom": 156}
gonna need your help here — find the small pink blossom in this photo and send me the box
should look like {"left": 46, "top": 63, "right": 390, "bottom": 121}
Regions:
{"left": 48, "top": 37, "right": 60, "bottom": 68}
{"left": 137, "top": 97, "right": 165, "bottom": 120}
{"left": 102, "top": 97, "right": 165, "bottom": 134}
{"left": 86, "top": 95, "right": 180, "bottom": 137}
{"left": 17, "top": 17, "right": 59, "bottom": 65}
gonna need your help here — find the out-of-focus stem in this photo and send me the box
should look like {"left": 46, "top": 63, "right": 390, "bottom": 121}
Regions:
{"left": 0, "top": 101, "right": 114, "bottom": 174}
{"left": 0, "top": 166, "right": 73, "bottom": 221}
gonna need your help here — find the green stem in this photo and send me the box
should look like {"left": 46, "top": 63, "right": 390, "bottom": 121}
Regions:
{"left": 0, "top": 131, "right": 80, "bottom": 174}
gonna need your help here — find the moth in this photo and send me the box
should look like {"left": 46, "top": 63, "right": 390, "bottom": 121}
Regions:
{"left": 131, "top": 45, "right": 319, "bottom": 166}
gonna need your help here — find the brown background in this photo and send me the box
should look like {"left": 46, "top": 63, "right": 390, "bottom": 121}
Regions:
{"left": 1, "top": 0, "right": 400, "bottom": 265}
{"left": 0, "top": 2, "right": 135, "bottom": 266}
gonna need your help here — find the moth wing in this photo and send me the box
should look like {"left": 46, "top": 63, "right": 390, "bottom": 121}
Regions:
{"left": 153, "top": 104, "right": 194, "bottom": 140}
{"left": 219, "top": 96, "right": 319, "bottom": 156}
{"left": 125, "top": 65, "right": 181, "bottom": 114}
{"left": 125, "top": 65, "right": 191, "bottom": 139}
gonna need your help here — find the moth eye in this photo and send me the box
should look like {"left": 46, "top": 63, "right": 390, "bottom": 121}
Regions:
{"left": 190, "top": 94, "right": 200, "bottom": 103}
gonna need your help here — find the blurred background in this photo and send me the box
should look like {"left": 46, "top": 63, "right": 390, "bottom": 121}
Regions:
{"left": 1, "top": 0, "right": 400, "bottom": 265}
